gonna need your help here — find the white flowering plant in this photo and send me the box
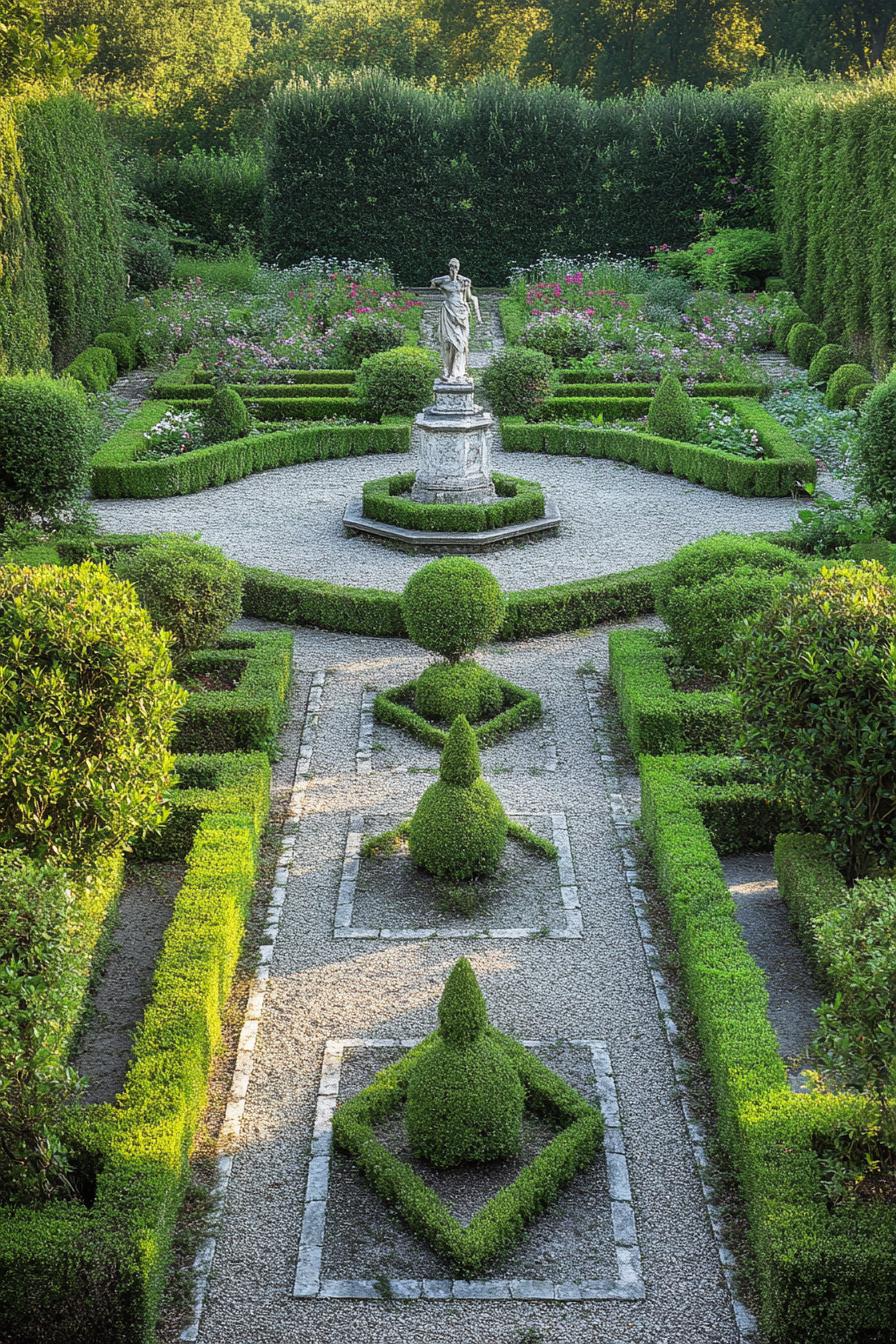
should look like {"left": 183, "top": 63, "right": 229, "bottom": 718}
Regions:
{"left": 137, "top": 409, "right": 205, "bottom": 460}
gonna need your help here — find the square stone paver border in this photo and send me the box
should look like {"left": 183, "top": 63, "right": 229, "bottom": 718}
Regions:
{"left": 333, "top": 811, "right": 582, "bottom": 940}
{"left": 356, "top": 689, "right": 558, "bottom": 775}
{"left": 293, "top": 1037, "right": 644, "bottom": 1303}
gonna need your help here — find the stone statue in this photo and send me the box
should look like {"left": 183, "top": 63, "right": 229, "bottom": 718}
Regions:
{"left": 431, "top": 258, "right": 481, "bottom": 383}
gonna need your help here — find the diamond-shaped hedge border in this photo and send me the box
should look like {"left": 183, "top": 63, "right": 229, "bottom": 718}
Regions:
{"left": 374, "top": 674, "right": 541, "bottom": 749}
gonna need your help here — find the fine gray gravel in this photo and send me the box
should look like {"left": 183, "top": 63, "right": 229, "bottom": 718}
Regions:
{"left": 196, "top": 626, "right": 741, "bottom": 1344}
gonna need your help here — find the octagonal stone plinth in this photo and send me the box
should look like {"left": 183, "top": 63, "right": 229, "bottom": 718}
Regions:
{"left": 411, "top": 378, "right": 496, "bottom": 505}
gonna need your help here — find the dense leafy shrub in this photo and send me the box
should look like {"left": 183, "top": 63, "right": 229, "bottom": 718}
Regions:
{"left": 734, "top": 562, "right": 896, "bottom": 881}
{"left": 854, "top": 377, "right": 896, "bottom": 513}
{"left": 520, "top": 312, "right": 597, "bottom": 362}
{"left": 415, "top": 659, "right": 503, "bottom": 723}
{"left": 329, "top": 313, "right": 407, "bottom": 368}
{"left": 16, "top": 95, "right": 125, "bottom": 367}
{"left": 0, "top": 100, "right": 50, "bottom": 376}
{"left": 203, "top": 385, "right": 249, "bottom": 444}
{"left": 127, "top": 226, "right": 176, "bottom": 291}
{"left": 654, "top": 532, "right": 809, "bottom": 614}
{"left": 657, "top": 228, "right": 780, "bottom": 291}
{"left": 409, "top": 716, "right": 508, "bottom": 881}
{"left": 825, "top": 363, "right": 875, "bottom": 410}
{"left": 94, "top": 330, "right": 135, "bottom": 373}
{"left": 405, "top": 958, "right": 524, "bottom": 1168}
{"left": 134, "top": 144, "right": 265, "bottom": 250}
{"left": 0, "top": 375, "right": 95, "bottom": 525}
{"left": 807, "top": 343, "right": 850, "bottom": 387}
{"left": 115, "top": 534, "right": 243, "bottom": 655}
{"left": 0, "top": 562, "right": 184, "bottom": 863}
{"left": 0, "top": 852, "right": 83, "bottom": 1204}
{"left": 773, "top": 307, "right": 809, "bottom": 352}
{"left": 481, "top": 346, "right": 552, "bottom": 417}
{"left": 61, "top": 345, "right": 116, "bottom": 393}
{"left": 848, "top": 382, "right": 874, "bottom": 409}
{"left": 662, "top": 564, "right": 793, "bottom": 678}
{"left": 648, "top": 373, "right": 695, "bottom": 441}
{"left": 786, "top": 322, "right": 826, "bottom": 368}
{"left": 401, "top": 557, "right": 506, "bottom": 661}
{"left": 357, "top": 344, "right": 436, "bottom": 420}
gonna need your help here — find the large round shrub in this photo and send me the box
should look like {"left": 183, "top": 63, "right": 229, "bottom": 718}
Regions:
{"left": 520, "top": 313, "right": 596, "bottom": 363}
{"left": 329, "top": 313, "right": 406, "bottom": 368}
{"left": 405, "top": 957, "right": 524, "bottom": 1168}
{"left": 773, "top": 307, "right": 809, "bottom": 352}
{"left": 409, "top": 717, "right": 508, "bottom": 881}
{"left": 115, "top": 534, "right": 243, "bottom": 655}
{"left": 481, "top": 346, "right": 553, "bottom": 418}
{"left": 0, "top": 562, "right": 185, "bottom": 864}
{"left": 401, "top": 557, "right": 506, "bottom": 661}
{"left": 357, "top": 345, "right": 437, "bottom": 420}
{"left": 825, "top": 363, "right": 874, "bottom": 410}
{"left": 0, "top": 376, "right": 95, "bottom": 526}
{"left": 203, "top": 385, "right": 249, "bottom": 444}
{"left": 733, "top": 562, "right": 896, "bottom": 881}
{"left": 662, "top": 564, "right": 794, "bottom": 678}
{"left": 854, "top": 377, "right": 896, "bottom": 513}
{"left": 648, "top": 373, "right": 695, "bottom": 441}
{"left": 654, "top": 533, "right": 811, "bottom": 615}
{"left": 785, "top": 322, "right": 826, "bottom": 368}
{"left": 95, "top": 331, "right": 136, "bottom": 373}
{"left": 807, "top": 343, "right": 850, "bottom": 388}
{"left": 415, "top": 659, "right": 503, "bottom": 724}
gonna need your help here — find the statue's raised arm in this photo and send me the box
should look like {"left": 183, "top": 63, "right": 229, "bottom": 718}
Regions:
{"left": 431, "top": 257, "right": 476, "bottom": 382}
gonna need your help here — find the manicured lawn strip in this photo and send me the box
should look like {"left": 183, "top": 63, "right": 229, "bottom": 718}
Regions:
{"left": 361, "top": 471, "right": 545, "bottom": 533}
{"left": 608, "top": 628, "right": 737, "bottom": 756}
{"left": 332, "top": 1029, "right": 603, "bottom": 1276}
{"left": 502, "top": 399, "right": 815, "bottom": 497}
{"left": 0, "top": 751, "right": 271, "bottom": 1343}
{"left": 374, "top": 675, "right": 541, "bottom": 747}
{"left": 640, "top": 753, "right": 896, "bottom": 1342}
{"left": 91, "top": 410, "right": 409, "bottom": 498}
{"left": 175, "top": 630, "right": 293, "bottom": 757}
{"left": 773, "top": 832, "right": 849, "bottom": 978}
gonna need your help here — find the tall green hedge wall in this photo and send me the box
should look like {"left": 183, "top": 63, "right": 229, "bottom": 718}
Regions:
{"left": 766, "top": 75, "right": 896, "bottom": 370}
{"left": 16, "top": 94, "right": 126, "bottom": 369}
{"left": 0, "top": 100, "right": 51, "bottom": 376}
{"left": 264, "top": 73, "right": 766, "bottom": 284}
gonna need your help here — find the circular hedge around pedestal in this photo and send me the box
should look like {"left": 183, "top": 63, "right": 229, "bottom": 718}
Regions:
{"left": 362, "top": 471, "right": 545, "bottom": 533}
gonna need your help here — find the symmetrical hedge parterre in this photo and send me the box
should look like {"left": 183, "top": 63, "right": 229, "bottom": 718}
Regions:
{"left": 374, "top": 674, "right": 542, "bottom": 748}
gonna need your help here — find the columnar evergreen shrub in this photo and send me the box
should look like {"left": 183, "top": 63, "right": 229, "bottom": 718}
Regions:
{"left": 405, "top": 957, "right": 524, "bottom": 1167}
{"left": 357, "top": 345, "right": 437, "bottom": 420}
{"left": 734, "top": 562, "right": 896, "bottom": 881}
{"left": 0, "top": 99, "right": 50, "bottom": 375}
{"left": 115, "top": 535, "right": 243, "bottom": 655}
{"left": 807, "top": 343, "right": 850, "bottom": 387}
{"left": 0, "top": 562, "right": 185, "bottom": 863}
{"left": 203, "top": 385, "right": 249, "bottom": 444}
{"left": 854, "top": 377, "right": 896, "bottom": 513}
{"left": 482, "top": 346, "right": 553, "bottom": 418}
{"left": 401, "top": 557, "right": 506, "bottom": 661}
{"left": 0, "top": 375, "right": 95, "bottom": 525}
{"left": 786, "top": 322, "right": 827, "bottom": 368}
{"left": 825, "top": 363, "right": 875, "bottom": 410}
{"left": 647, "top": 373, "right": 695, "bottom": 441}
{"left": 408, "top": 716, "right": 508, "bottom": 881}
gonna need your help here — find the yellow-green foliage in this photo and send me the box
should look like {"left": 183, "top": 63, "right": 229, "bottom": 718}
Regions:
{"left": 0, "top": 98, "right": 50, "bottom": 375}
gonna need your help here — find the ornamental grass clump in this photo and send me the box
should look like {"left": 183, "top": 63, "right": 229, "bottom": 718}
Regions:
{"left": 647, "top": 373, "right": 695, "bottom": 442}
{"left": 733, "top": 561, "right": 896, "bottom": 882}
{"left": 409, "top": 716, "right": 508, "bottom": 881}
{"left": 405, "top": 957, "right": 524, "bottom": 1168}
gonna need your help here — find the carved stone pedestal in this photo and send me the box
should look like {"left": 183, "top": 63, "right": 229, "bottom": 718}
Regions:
{"left": 411, "top": 378, "right": 496, "bottom": 504}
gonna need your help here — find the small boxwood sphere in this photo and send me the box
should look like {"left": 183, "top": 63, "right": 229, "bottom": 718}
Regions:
{"left": 401, "top": 557, "right": 506, "bottom": 661}
{"left": 786, "top": 322, "right": 826, "bottom": 368}
{"left": 405, "top": 958, "right": 524, "bottom": 1168}
{"left": 773, "top": 307, "right": 809, "bottom": 352}
{"left": 114, "top": 533, "right": 243, "bottom": 654}
{"left": 825, "top": 363, "right": 875, "bottom": 411}
{"left": 409, "top": 717, "right": 508, "bottom": 880}
{"left": 648, "top": 373, "right": 695, "bottom": 442}
{"left": 357, "top": 344, "right": 438, "bottom": 420}
{"left": 481, "top": 346, "right": 553, "bottom": 418}
{"left": 414, "top": 659, "right": 503, "bottom": 724}
{"left": 807, "top": 343, "right": 850, "bottom": 387}
{"left": 0, "top": 375, "right": 95, "bottom": 525}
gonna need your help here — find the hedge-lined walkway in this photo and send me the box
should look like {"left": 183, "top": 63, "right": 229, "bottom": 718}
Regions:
{"left": 192, "top": 624, "right": 745, "bottom": 1344}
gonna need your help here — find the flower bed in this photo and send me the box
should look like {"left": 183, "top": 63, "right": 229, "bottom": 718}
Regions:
{"left": 360, "top": 471, "right": 546, "bottom": 534}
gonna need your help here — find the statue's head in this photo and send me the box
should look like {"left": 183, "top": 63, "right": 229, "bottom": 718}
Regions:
{"left": 448, "top": 258, "right": 460, "bottom": 278}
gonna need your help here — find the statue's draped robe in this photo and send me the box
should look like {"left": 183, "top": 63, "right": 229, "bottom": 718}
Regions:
{"left": 432, "top": 274, "right": 471, "bottom": 378}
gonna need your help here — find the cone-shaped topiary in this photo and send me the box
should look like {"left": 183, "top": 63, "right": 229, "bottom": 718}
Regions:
{"left": 414, "top": 659, "right": 503, "bottom": 724}
{"left": 204, "top": 385, "right": 249, "bottom": 444}
{"left": 648, "top": 373, "right": 695, "bottom": 442}
{"left": 401, "top": 558, "right": 506, "bottom": 662}
{"left": 405, "top": 957, "right": 524, "bottom": 1167}
{"left": 409, "top": 716, "right": 508, "bottom": 880}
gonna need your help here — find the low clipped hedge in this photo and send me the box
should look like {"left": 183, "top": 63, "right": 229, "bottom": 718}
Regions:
{"left": 640, "top": 753, "right": 896, "bottom": 1343}
{"left": 361, "top": 471, "right": 545, "bottom": 533}
{"left": 503, "top": 399, "right": 815, "bottom": 497}
{"left": 159, "top": 382, "right": 356, "bottom": 404}
{"left": 176, "top": 630, "right": 293, "bottom": 757}
{"left": 91, "top": 402, "right": 409, "bottom": 498}
{"left": 375, "top": 674, "right": 541, "bottom": 748}
{"left": 554, "top": 374, "right": 767, "bottom": 397}
{"left": 0, "top": 750, "right": 271, "bottom": 1343}
{"left": 190, "top": 366, "right": 356, "bottom": 386}
{"left": 608, "top": 628, "right": 738, "bottom": 756}
{"left": 773, "top": 832, "right": 849, "bottom": 978}
{"left": 168, "top": 394, "right": 363, "bottom": 422}
{"left": 332, "top": 1028, "right": 602, "bottom": 1276}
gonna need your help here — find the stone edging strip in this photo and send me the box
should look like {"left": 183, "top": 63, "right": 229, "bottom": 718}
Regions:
{"left": 581, "top": 671, "right": 758, "bottom": 1341}
{"left": 179, "top": 667, "right": 327, "bottom": 1344}
{"left": 333, "top": 810, "right": 582, "bottom": 940}
{"left": 293, "top": 1037, "right": 643, "bottom": 1302}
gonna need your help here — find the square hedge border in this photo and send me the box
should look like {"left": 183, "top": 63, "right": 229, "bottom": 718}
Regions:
{"left": 296, "top": 1035, "right": 641, "bottom": 1299}
{"left": 639, "top": 753, "right": 896, "bottom": 1343}
{"left": 0, "top": 751, "right": 271, "bottom": 1344}
{"left": 175, "top": 630, "right": 293, "bottom": 757}
{"left": 374, "top": 673, "right": 542, "bottom": 749}
{"left": 608, "top": 628, "right": 738, "bottom": 756}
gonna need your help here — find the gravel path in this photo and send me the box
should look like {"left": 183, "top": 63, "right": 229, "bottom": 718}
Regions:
{"left": 194, "top": 626, "right": 742, "bottom": 1344}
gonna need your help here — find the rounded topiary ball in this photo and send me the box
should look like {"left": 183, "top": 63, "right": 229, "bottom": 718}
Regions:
{"left": 786, "top": 322, "right": 827, "bottom": 368}
{"left": 825, "top": 363, "right": 875, "bottom": 411}
{"left": 0, "top": 375, "right": 95, "bottom": 525}
{"left": 481, "top": 346, "right": 553, "bottom": 418}
{"left": 409, "top": 717, "right": 508, "bottom": 881}
{"left": 807, "top": 343, "right": 850, "bottom": 388}
{"left": 773, "top": 307, "right": 809, "bottom": 352}
{"left": 357, "top": 344, "right": 438, "bottom": 420}
{"left": 415, "top": 660, "right": 503, "bottom": 724}
{"left": 114, "top": 533, "right": 243, "bottom": 654}
{"left": 405, "top": 957, "right": 524, "bottom": 1168}
{"left": 401, "top": 558, "right": 506, "bottom": 661}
